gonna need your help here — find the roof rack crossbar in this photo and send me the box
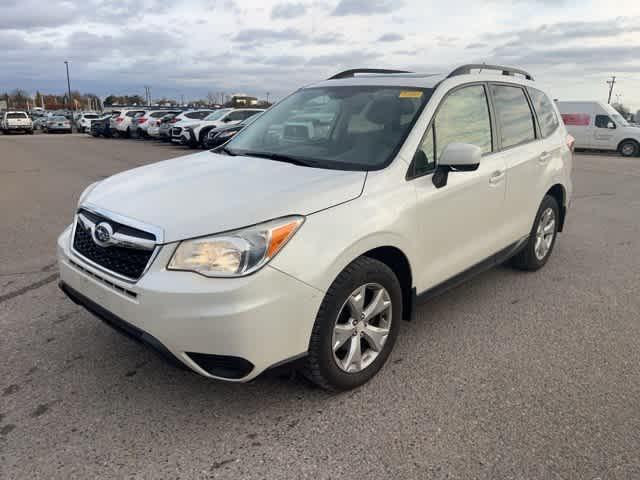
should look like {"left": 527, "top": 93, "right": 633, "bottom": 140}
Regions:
{"left": 447, "top": 64, "right": 534, "bottom": 81}
{"left": 328, "top": 69, "right": 413, "bottom": 80}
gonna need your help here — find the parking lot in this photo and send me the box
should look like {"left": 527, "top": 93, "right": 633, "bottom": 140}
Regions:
{"left": 1, "top": 133, "right": 640, "bottom": 479}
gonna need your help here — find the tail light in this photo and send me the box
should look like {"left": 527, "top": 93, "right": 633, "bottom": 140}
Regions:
{"left": 116, "top": 117, "right": 124, "bottom": 123}
{"left": 138, "top": 118, "right": 147, "bottom": 124}
{"left": 566, "top": 134, "right": 575, "bottom": 153}
{"left": 169, "top": 118, "right": 178, "bottom": 123}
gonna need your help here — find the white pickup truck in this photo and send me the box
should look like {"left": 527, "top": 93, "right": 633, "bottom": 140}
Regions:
{"left": 1, "top": 111, "right": 34, "bottom": 134}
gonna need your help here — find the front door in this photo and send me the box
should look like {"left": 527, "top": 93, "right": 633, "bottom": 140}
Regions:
{"left": 411, "top": 84, "right": 507, "bottom": 291}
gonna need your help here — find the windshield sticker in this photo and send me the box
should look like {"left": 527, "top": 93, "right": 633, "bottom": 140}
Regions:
{"left": 399, "top": 91, "right": 423, "bottom": 99}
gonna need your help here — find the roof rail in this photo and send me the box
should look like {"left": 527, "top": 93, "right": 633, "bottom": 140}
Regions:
{"left": 447, "top": 64, "right": 534, "bottom": 81}
{"left": 328, "top": 68, "right": 413, "bottom": 80}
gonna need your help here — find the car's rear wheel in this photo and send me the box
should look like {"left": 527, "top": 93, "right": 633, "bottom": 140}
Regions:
{"left": 620, "top": 140, "right": 639, "bottom": 157}
{"left": 511, "top": 195, "right": 560, "bottom": 271}
{"left": 302, "top": 257, "right": 402, "bottom": 391}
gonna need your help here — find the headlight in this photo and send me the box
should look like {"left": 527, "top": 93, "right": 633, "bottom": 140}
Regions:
{"left": 168, "top": 216, "right": 304, "bottom": 277}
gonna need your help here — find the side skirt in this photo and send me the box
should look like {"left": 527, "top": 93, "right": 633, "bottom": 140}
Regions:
{"left": 412, "top": 237, "right": 529, "bottom": 311}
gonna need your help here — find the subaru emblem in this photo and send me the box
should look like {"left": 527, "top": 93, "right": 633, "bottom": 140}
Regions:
{"left": 93, "top": 222, "right": 113, "bottom": 246}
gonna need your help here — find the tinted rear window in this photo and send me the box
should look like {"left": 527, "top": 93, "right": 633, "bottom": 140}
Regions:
{"left": 490, "top": 85, "right": 536, "bottom": 149}
{"left": 186, "top": 111, "right": 211, "bottom": 119}
{"left": 7, "top": 113, "right": 28, "bottom": 119}
{"left": 150, "top": 111, "right": 168, "bottom": 118}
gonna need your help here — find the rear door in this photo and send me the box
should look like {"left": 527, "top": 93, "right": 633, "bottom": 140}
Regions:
{"left": 488, "top": 83, "right": 544, "bottom": 241}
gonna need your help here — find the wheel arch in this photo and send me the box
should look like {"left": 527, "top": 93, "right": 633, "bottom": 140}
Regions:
{"left": 545, "top": 184, "right": 566, "bottom": 232}
{"left": 361, "top": 246, "right": 414, "bottom": 321}
{"left": 617, "top": 138, "right": 640, "bottom": 153}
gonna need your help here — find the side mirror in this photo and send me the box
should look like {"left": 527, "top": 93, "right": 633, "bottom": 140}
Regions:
{"left": 432, "top": 143, "right": 482, "bottom": 189}
{"left": 607, "top": 122, "right": 616, "bottom": 129}
{"left": 439, "top": 143, "right": 482, "bottom": 170}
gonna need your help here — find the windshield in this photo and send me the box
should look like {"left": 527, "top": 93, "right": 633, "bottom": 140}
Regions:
{"left": 611, "top": 113, "right": 629, "bottom": 127}
{"left": 51, "top": 116, "right": 67, "bottom": 121}
{"left": 84, "top": 114, "right": 98, "bottom": 119}
{"left": 7, "top": 113, "right": 27, "bottom": 119}
{"left": 225, "top": 86, "right": 432, "bottom": 170}
{"left": 205, "top": 109, "right": 232, "bottom": 121}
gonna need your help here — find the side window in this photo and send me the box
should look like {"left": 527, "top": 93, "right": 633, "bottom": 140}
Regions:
{"left": 434, "top": 85, "right": 492, "bottom": 159}
{"left": 595, "top": 115, "right": 614, "bottom": 129}
{"left": 490, "top": 85, "right": 536, "bottom": 149}
{"left": 227, "top": 111, "right": 246, "bottom": 121}
{"left": 415, "top": 126, "right": 435, "bottom": 175}
{"left": 414, "top": 85, "right": 492, "bottom": 176}
{"left": 528, "top": 88, "right": 559, "bottom": 137}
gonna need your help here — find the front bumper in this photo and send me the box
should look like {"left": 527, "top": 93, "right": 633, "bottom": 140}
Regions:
{"left": 57, "top": 227, "right": 322, "bottom": 381}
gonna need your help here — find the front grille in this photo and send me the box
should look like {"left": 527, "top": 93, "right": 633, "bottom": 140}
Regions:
{"left": 171, "top": 127, "right": 182, "bottom": 136}
{"left": 72, "top": 211, "right": 156, "bottom": 281}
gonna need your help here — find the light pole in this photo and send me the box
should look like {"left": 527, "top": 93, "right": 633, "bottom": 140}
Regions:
{"left": 64, "top": 61, "right": 74, "bottom": 111}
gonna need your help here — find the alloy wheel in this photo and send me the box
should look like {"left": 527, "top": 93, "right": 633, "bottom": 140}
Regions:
{"left": 332, "top": 283, "right": 392, "bottom": 373}
{"left": 534, "top": 207, "right": 556, "bottom": 260}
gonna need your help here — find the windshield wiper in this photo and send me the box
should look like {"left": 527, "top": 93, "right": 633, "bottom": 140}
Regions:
{"left": 238, "top": 151, "right": 318, "bottom": 167}
{"left": 217, "top": 146, "right": 237, "bottom": 156}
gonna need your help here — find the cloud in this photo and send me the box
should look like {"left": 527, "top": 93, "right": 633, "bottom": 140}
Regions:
{"left": 466, "top": 42, "right": 488, "bottom": 49}
{"left": 271, "top": 2, "right": 307, "bottom": 19}
{"left": 233, "top": 27, "right": 305, "bottom": 44}
{"left": 378, "top": 33, "right": 403, "bottom": 42}
{"left": 332, "top": 0, "right": 402, "bottom": 16}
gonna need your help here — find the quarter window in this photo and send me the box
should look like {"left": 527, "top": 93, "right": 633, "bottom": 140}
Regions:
{"left": 414, "top": 85, "right": 492, "bottom": 176}
{"left": 528, "top": 88, "right": 559, "bottom": 138}
{"left": 490, "top": 85, "right": 536, "bottom": 149}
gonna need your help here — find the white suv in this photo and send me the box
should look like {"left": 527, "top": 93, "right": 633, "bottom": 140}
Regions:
{"left": 57, "top": 65, "right": 573, "bottom": 390}
{"left": 113, "top": 109, "right": 147, "bottom": 137}
{"left": 172, "top": 108, "right": 264, "bottom": 147}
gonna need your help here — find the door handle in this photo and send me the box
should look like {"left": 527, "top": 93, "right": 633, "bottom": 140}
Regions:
{"left": 489, "top": 170, "right": 505, "bottom": 185}
{"left": 539, "top": 152, "right": 552, "bottom": 163}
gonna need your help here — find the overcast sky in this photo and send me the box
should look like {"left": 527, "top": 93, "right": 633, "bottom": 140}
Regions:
{"left": 1, "top": 0, "right": 639, "bottom": 109}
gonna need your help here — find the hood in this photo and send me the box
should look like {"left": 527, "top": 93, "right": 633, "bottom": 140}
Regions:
{"left": 83, "top": 151, "right": 366, "bottom": 243}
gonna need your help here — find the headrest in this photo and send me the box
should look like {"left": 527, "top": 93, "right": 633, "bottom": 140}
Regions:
{"left": 365, "top": 96, "right": 417, "bottom": 125}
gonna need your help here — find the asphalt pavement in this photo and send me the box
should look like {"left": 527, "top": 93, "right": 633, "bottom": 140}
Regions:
{"left": 1, "top": 133, "right": 639, "bottom": 479}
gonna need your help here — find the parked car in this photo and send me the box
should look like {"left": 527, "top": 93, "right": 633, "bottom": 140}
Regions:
{"left": 173, "top": 108, "right": 264, "bottom": 147}
{"left": 132, "top": 110, "right": 182, "bottom": 138}
{"left": 148, "top": 113, "right": 178, "bottom": 139}
{"left": 113, "top": 109, "right": 147, "bottom": 137}
{"left": 76, "top": 113, "right": 100, "bottom": 133}
{"left": 161, "top": 110, "right": 214, "bottom": 142}
{"left": 45, "top": 115, "right": 72, "bottom": 133}
{"left": 57, "top": 64, "right": 573, "bottom": 390}
{"left": 1, "top": 111, "right": 33, "bottom": 134}
{"left": 203, "top": 112, "right": 262, "bottom": 149}
{"left": 90, "top": 113, "right": 118, "bottom": 137}
{"left": 33, "top": 116, "right": 49, "bottom": 131}
{"left": 557, "top": 101, "right": 640, "bottom": 157}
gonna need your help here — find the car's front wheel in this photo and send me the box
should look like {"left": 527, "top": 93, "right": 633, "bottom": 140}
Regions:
{"left": 620, "top": 140, "right": 639, "bottom": 157}
{"left": 302, "top": 257, "right": 402, "bottom": 390}
{"left": 511, "top": 194, "right": 560, "bottom": 271}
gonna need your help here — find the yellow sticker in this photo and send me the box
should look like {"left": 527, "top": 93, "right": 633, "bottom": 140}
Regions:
{"left": 399, "top": 91, "right": 423, "bottom": 99}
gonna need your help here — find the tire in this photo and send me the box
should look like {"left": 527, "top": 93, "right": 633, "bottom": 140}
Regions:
{"left": 302, "top": 257, "right": 402, "bottom": 391}
{"left": 619, "top": 140, "right": 639, "bottom": 158}
{"left": 199, "top": 129, "right": 212, "bottom": 148}
{"left": 28, "top": 129, "right": 34, "bottom": 135}
{"left": 511, "top": 195, "right": 560, "bottom": 271}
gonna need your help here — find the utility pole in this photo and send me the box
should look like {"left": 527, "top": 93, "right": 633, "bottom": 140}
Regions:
{"left": 266, "top": 92, "right": 270, "bottom": 104}
{"left": 64, "top": 61, "right": 74, "bottom": 111}
{"left": 606, "top": 76, "right": 616, "bottom": 104}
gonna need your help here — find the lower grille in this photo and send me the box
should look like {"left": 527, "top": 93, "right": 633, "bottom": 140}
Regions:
{"left": 73, "top": 220, "right": 154, "bottom": 281}
{"left": 171, "top": 127, "right": 182, "bottom": 136}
